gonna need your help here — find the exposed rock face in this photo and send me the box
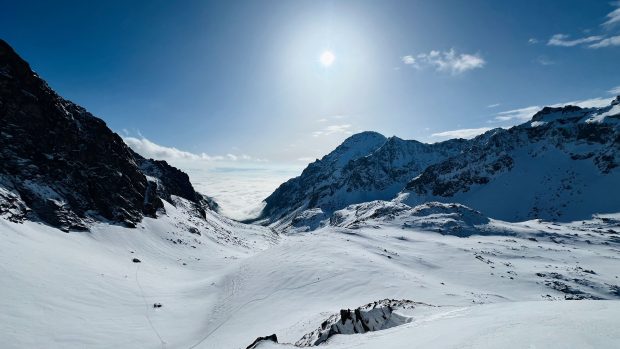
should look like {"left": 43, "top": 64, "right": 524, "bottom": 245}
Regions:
{"left": 0, "top": 39, "right": 210, "bottom": 230}
{"left": 261, "top": 131, "right": 466, "bottom": 225}
{"left": 245, "top": 334, "right": 278, "bottom": 349}
{"left": 135, "top": 154, "right": 219, "bottom": 217}
{"left": 296, "top": 299, "right": 424, "bottom": 346}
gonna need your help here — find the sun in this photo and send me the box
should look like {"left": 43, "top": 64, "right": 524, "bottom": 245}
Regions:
{"left": 319, "top": 50, "right": 335, "bottom": 66}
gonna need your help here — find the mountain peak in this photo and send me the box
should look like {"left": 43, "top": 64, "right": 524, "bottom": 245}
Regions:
{"left": 531, "top": 105, "right": 583, "bottom": 122}
{"left": 0, "top": 40, "right": 210, "bottom": 230}
{"left": 341, "top": 131, "right": 387, "bottom": 145}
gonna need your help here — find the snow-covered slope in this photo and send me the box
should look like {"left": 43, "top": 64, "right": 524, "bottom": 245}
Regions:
{"left": 261, "top": 132, "right": 466, "bottom": 229}
{"left": 0, "top": 198, "right": 278, "bottom": 349}
{"left": 254, "top": 300, "right": 620, "bottom": 349}
{"left": 400, "top": 100, "right": 620, "bottom": 222}
{"left": 3, "top": 200, "right": 619, "bottom": 348}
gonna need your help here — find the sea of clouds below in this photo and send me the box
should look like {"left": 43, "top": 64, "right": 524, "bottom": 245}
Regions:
{"left": 183, "top": 164, "right": 302, "bottom": 221}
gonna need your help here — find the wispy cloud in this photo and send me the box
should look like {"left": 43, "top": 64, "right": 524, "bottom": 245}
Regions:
{"left": 492, "top": 106, "right": 542, "bottom": 122}
{"left": 589, "top": 35, "right": 620, "bottom": 48}
{"left": 431, "top": 127, "right": 493, "bottom": 139}
{"left": 401, "top": 49, "right": 485, "bottom": 74}
{"left": 487, "top": 103, "right": 501, "bottom": 108}
{"left": 528, "top": 38, "right": 540, "bottom": 44}
{"left": 123, "top": 136, "right": 266, "bottom": 162}
{"left": 297, "top": 157, "right": 316, "bottom": 162}
{"left": 312, "top": 124, "right": 352, "bottom": 137}
{"left": 547, "top": 3, "right": 620, "bottom": 49}
{"left": 401, "top": 55, "right": 416, "bottom": 65}
{"left": 547, "top": 34, "right": 603, "bottom": 47}
{"left": 603, "top": 3, "right": 620, "bottom": 27}
{"left": 609, "top": 85, "right": 620, "bottom": 95}
{"left": 124, "top": 136, "right": 218, "bottom": 161}
{"left": 536, "top": 55, "right": 555, "bottom": 66}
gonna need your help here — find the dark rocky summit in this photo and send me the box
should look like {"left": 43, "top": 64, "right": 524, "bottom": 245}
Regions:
{"left": 0, "top": 39, "right": 211, "bottom": 231}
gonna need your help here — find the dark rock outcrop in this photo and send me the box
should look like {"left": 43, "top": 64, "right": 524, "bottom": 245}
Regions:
{"left": 296, "top": 299, "right": 425, "bottom": 346}
{"left": 0, "top": 39, "right": 211, "bottom": 230}
{"left": 246, "top": 334, "right": 278, "bottom": 349}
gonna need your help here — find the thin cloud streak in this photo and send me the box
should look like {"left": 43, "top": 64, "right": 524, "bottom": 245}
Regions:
{"left": 547, "top": 3, "right": 620, "bottom": 49}
{"left": 431, "top": 127, "right": 493, "bottom": 139}
{"left": 602, "top": 3, "right": 620, "bottom": 27}
{"left": 123, "top": 136, "right": 266, "bottom": 163}
{"left": 312, "top": 124, "right": 352, "bottom": 137}
{"left": 547, "top": 34, "right": 603, "bottom": 47}
{"left": 609, "top": 86, "right": 620, "bottom": 95}
{"left": 589, "top": 35, "right": 620, "bottom": 48}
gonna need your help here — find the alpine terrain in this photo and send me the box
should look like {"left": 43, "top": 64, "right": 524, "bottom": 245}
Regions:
{"left": 1, "top": 38, "right": 620, "bottom": 349}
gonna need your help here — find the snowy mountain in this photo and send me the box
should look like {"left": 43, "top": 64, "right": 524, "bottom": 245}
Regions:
{"left": 400, "top": 101, "right": 620, "bottom": 221}
{"left": 260, "top": 131, "right": 467, "bottom": 228}
{"left": 1, "top": 39, "right": 620, "bottom": 349}
{"left": 0, "top": 39, "right": 213, "bottom": 231}
{"left": 262, "top": 98, "right": 620, "bottom": 230}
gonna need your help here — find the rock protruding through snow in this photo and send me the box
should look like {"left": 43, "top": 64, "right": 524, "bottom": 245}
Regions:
{"left": 246, "top": 334, "right": 278, "bottom": 349}
{"left": 295, "top": 299, "right": 425, "bottom": 346}
{"left": 331, "top": 201, "right": 492, "bottom": 237}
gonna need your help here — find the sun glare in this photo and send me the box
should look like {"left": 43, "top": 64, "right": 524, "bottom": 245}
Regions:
{"left": 319, "top": 50, "right": 335, "bottom": 66}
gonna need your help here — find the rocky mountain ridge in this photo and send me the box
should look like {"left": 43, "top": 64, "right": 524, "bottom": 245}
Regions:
{"left": 261, "top": 131, "right": 468, "bottom": 225}
{"left": 0, "top": 39, "right": 211, "bottom": 231}
{"left": 400, "top": 100, "right": 620, "bottom": 221}
{"left": 262, "top": 97, "right": 620, "bottom": 228}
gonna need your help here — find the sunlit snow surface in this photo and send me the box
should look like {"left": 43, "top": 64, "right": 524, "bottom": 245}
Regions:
{"left": 1, "top": 199, "right": 619, "bottom": 348}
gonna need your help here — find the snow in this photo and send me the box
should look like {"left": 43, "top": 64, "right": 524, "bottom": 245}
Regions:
{"left": 257, "top": 301, "right": 620, "bottom": 349}
{"left": 2, "top": 99, "right": 620, "bottom": 349}
{"left": 1, "top": 199, "right": 619, "bottom": 348}
{"left": 586, "top": 104, "right": 620, "bottom": 124}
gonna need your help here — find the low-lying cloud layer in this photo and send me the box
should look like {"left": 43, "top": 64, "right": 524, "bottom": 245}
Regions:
{"left": 431, "top": 127, "right": 493, "bottom": 139}
{"left": 187, "top": 165, "right": 300, "bottom": 221}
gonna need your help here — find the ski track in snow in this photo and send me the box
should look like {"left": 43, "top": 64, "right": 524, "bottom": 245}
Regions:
{"left": 189, "top": 265, "right": 345, "bottom": 348}
{"left": 134, "top": 264, "right": 167, "bottom": 349}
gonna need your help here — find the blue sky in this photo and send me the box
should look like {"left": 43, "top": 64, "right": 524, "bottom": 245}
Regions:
{"left": 2, "top": 0, "right": 619, "bottom": 165}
